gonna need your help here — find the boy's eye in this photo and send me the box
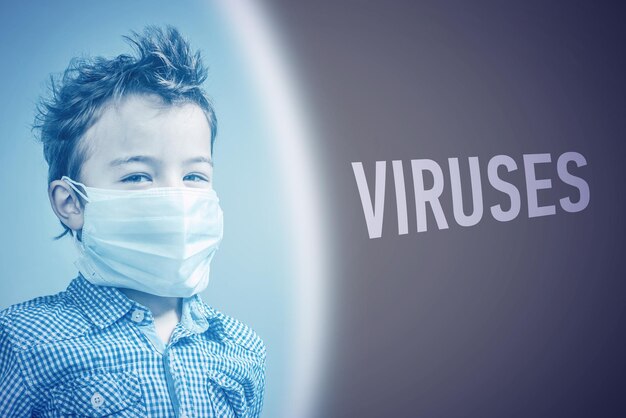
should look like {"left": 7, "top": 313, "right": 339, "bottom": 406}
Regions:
{"left": 121, "top": 174, "right": 152, "bottom": 183}
{"left": 183, "top": 173, "right": 210, "bottom": 183}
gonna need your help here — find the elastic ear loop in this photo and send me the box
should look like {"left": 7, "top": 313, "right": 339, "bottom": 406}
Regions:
{"left": 61, "top": 176, "right": 91, "bottom": 203}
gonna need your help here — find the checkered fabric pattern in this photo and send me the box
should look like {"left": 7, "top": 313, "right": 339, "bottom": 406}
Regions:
{"left": 0, "top": 275, "right": 266, "bottom": 417}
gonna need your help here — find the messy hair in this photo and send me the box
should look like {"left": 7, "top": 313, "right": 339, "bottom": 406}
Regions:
{"left": 34, "top": 25, "right": 217, "bottom": 238}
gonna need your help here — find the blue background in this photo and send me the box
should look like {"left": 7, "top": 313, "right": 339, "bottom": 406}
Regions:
{"left": 0, "top": 2, "right": 293, "bottom": 417}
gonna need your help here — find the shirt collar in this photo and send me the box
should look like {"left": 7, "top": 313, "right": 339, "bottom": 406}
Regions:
{"left": 67, "top": 275, "right": 135, "bottom": 329}
{"left": 180, "top": 294, "right": 211, "bottom": 334}
{"left": 67, "top": 275, "right": 216, "bottom": 333}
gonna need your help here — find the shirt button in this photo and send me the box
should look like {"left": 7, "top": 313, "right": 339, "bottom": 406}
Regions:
{"left": 180, "top": 413, "right": 188, "bottom": 418}
{"left": 91, "top": 392, "right": 104, "bottom": 409}
{"left": 131, "top": 309, "right": 145, "bottom": 323}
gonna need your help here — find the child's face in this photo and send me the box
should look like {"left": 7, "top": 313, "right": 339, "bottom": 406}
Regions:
{"left": 80, "top": 94, "right": 213, "bottom": 190}
{"left": 49, "top": 93, "right": 214, "bottom": 233}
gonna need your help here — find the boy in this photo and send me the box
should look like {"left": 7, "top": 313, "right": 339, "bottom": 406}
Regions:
{"left": 0, "top": 26, "right": 265, "bottom": 417}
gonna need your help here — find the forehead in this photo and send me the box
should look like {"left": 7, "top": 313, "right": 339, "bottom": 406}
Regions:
{"left": 80, "top": 94, "right": 212, "bottom": 164}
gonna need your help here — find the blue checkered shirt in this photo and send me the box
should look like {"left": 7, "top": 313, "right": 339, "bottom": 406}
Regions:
{"left": 0, "top": 275, "right": 266, "bottom": 417}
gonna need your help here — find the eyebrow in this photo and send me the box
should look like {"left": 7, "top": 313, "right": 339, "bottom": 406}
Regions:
{"left": 109, "top": 155, "right": 213, "bottom": 167}
{"left": 184, "top": 156, "right": 214, "bottom": 167}
{"left": 109, "top": 155, "right": 158, "bottom": 167}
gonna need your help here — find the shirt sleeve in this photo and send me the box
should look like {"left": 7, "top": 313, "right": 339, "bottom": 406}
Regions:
{"left": 250, "top": 355, "right": 266, "bottom": 418}
{"left": 243, "top": 324, "right": 267, "bottom": 417}
{"left": 0, "top": 319, "right": 33, "bottom": 417}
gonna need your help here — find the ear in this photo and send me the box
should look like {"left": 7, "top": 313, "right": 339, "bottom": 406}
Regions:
{"left": 48, "top": 180, "right": 84, "bottom": 232}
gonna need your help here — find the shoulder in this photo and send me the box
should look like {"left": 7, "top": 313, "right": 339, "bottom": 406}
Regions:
{"left": 204, "top": 303, "right": 266, "bottom": 361}
{"left": 0, "top": 290, "right": 91, "bottom": 351}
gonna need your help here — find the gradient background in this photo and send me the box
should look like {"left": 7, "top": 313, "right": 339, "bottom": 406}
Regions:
{"left": 2, "top": 1, "right": 626, "bottom": 417}
{"left": 0, "top": 2, "right": 297, "bottom": 417}
{"left": 261, "top": 1, "right": 626, "bottom": 417}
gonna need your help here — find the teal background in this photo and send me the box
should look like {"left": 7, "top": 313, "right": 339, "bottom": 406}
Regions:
{"left": 0, "top": 1, "right": 293, "bottom": 417}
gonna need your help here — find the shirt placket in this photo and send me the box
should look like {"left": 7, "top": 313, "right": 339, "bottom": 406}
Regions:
{"left": 163, "top": 325, "right": 198, "bottom": 418}
{"left": 128, "top": 306, "right": 199, "bottom": 418}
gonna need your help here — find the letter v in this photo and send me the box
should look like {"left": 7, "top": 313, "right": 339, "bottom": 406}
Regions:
{"left": 352, "top": 161, "right": 386, "bottom": 239}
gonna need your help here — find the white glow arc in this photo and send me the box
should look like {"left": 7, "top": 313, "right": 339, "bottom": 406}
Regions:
{"left": 216, "top": 2, "right": 329, "bottom": 418}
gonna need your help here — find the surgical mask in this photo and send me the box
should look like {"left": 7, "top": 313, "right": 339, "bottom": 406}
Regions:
{"left": 62, "top": 176, "right": 224, "bottom": 297}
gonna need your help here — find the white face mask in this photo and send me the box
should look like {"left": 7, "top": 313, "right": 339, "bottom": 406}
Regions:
{"left": 62, "top": 176, "right": 224, "bottom": 297}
